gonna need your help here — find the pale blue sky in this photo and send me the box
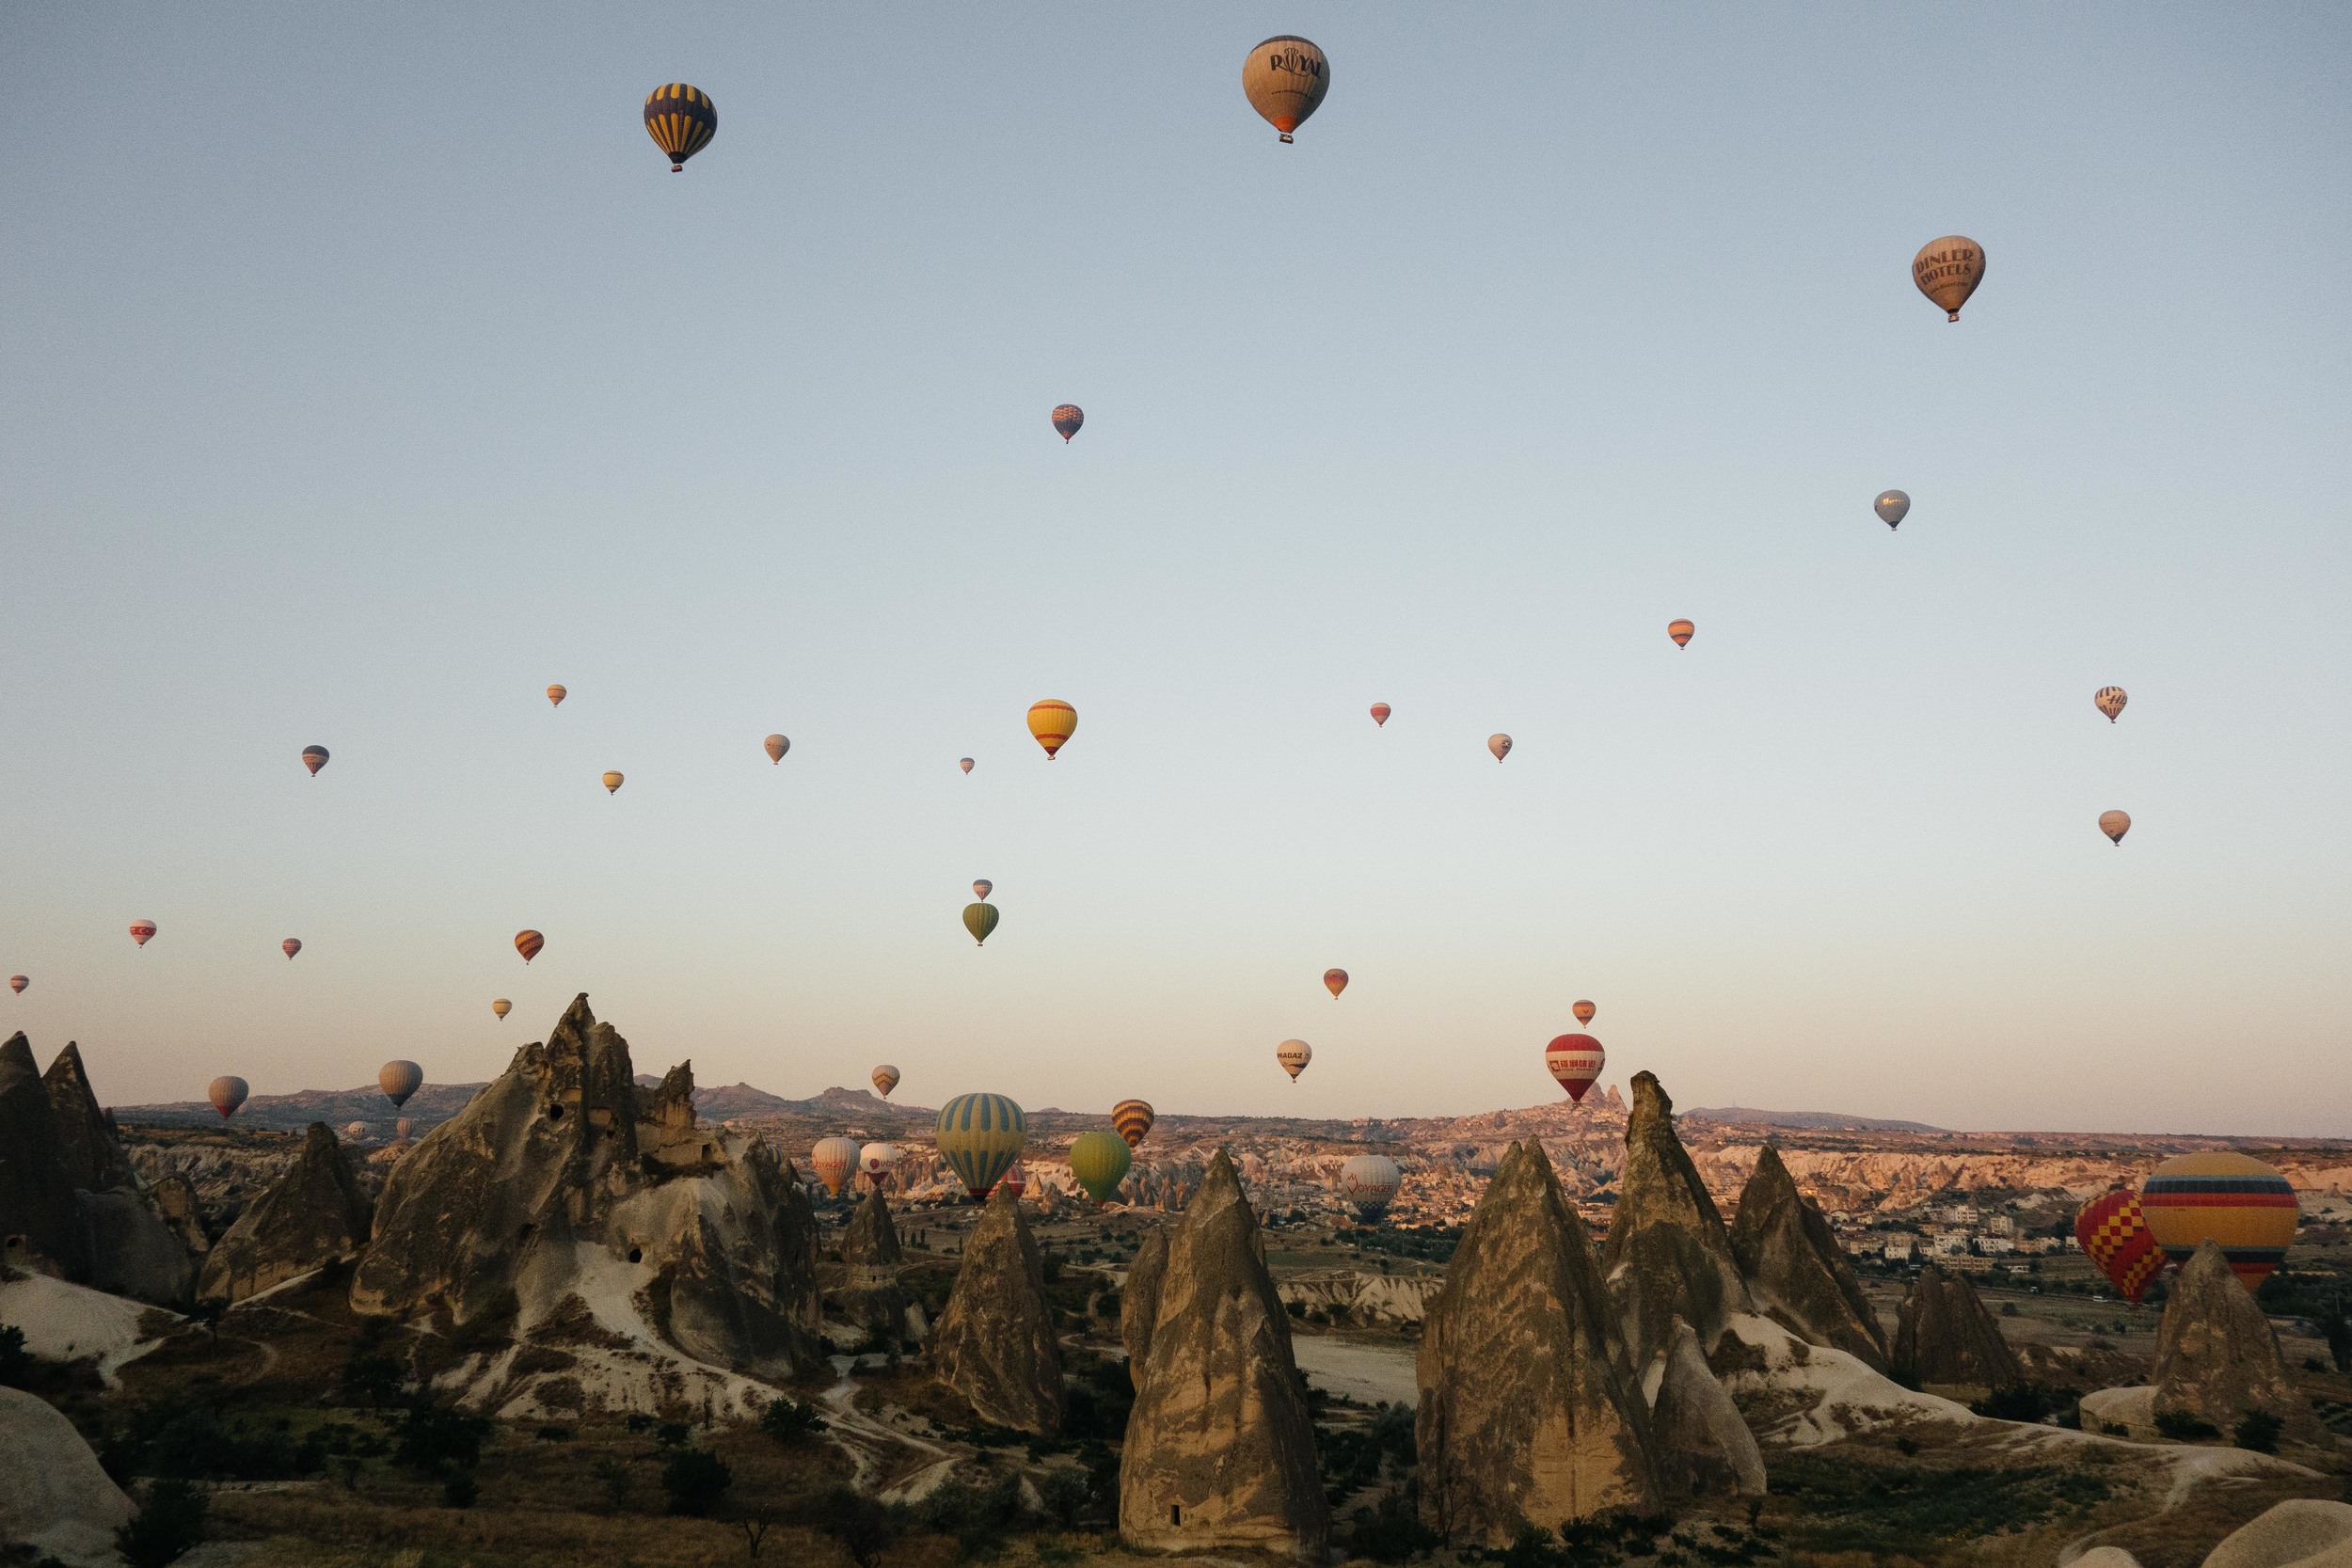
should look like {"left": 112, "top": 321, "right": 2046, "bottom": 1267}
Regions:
{"left": 2, "top": 6, "right": 2345, "bottom": 1133}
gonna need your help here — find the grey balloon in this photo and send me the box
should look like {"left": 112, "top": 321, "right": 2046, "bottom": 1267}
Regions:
{"left": 1874, "top": 490, "right": 1911, "bottom": 529}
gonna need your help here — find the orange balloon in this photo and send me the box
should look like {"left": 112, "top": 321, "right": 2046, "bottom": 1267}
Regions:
{"left": 1572, "top": 999, "right": 1595, "bottom": 1025}
{"left": 491, "top": 998, "right": 512, "bottom": 1019}
{"left": 1369, "top": 703, "right": 1391, "bottom": 727}
{"left": 1027, "top": 699, "right": 1076, "bottom": 759}
{"left": 547, "top": 684, "right": 567, "bottom": 707}
{"left": 515, "top": 929, "right": 544, "bottom": 962}
{"left": 1324, "top": 968, "right": 1348, "bottom": 999}
{"left": 1668, "top": 619, "right": 1694, "bottom": 648}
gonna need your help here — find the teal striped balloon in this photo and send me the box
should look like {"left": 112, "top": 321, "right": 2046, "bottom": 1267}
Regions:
{"left": 937, "top": 1093, "right": 1027, "bottom": 1199}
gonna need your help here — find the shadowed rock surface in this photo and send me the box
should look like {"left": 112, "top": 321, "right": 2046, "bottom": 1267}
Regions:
{"left": 1891, "top": 1262, "right": 2021, "bottom": 1393}
{"left": 41, "top": 1041, "right": 196, "bottom": 1305}
{"left": 197, "top": 1121, "right": 372, "bottom": 1304}
{"left": 0, "top": 1032, "right": 90, "bottom": 1281}
{"left": 1121, "top": 1223, "right": 1168, "bottom": 1390}
{"left": 930, "top": 1185, "right": 1064, "bottom": 1434}
{"left": 0, "top": 1386, "right": 135, "bottom": 1568}
{"left": 2153, "top": 1239, "right": 2322, "bottom": 1445}
{"left": 1120, "top": 1150, "right": 1328, "bottom": 1559}
{"left": 1419, "top": 1139, "right": 1660, "bottom": 1545}
{"left": 836, "top": 1186, "right": 911, "bottom": 1338}
{"left": 41, "top": 1042, "right": 135, "bottom": 1194}
{"left": 1603, "top": 1071, "right": 1750, "bottom": 1369}
{"left": 1729, "top": 1143, "right": 1887, "bottom": 1370}
{"left": 1649, "top": 1317, "right": 1766, "bottom": 1497}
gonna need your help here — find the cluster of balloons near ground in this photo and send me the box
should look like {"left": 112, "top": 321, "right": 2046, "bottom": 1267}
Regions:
{"left": 2074, "top": 1151, "right": 2299, "bottom": 1301}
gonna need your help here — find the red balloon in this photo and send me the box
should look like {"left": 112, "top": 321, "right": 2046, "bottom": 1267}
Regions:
{"left": 1545, "top": 1033, "right": 1605, "bottom": 1103}
{"left": 282, "top": 938, "right": 302, "bottom": 959}
{"left": 1369, "top": 703, "right": 1391, "bottom": 727}
{"left": 129, "top": 919, "right": 157, "bottom": 948}
{"left": 515, "top": 929, "right": 544, "bottom": 963}
{"left": 2075, "top": 1187, "right": 2165, "bottom": 1304}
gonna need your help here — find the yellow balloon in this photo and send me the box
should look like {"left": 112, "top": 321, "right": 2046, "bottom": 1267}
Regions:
{"left": 1027, "top": 699, "right": 1076, "bottom": 759}
{"left": 602, "top": 771, "right": 624, "bottom": 794}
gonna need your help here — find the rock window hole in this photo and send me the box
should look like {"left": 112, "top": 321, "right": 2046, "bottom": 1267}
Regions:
{"left": 628, "top": 1246, "right": 643, "bottom": 1264}
{"left": 1169, "top": 1506, "right": 1181, "bottom": 1527}
{"left": 547, "top": 1102, "right": 564, "bottom": 1121}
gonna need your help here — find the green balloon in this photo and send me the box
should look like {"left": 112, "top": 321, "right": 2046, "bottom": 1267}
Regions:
{"left": 963, "top": 901, "right": 999, "bottom": 945}
{"left": 1068, "top": 1129, "right": 1133, "bottom": 1204}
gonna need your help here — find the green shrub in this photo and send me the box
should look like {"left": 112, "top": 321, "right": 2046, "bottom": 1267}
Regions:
{"left": 1971, "top": 1386, "right": 2054, "bottom": 1422}
{"left": 1347, "top": 1488, "right": 1438, "bottom": 1562}
{"left": 393, "top": 1402, "right": 490, "bottom": 1476}
{"left": 759, "top": 1397, "right": 828, "bottom": 1444}
{"left": 116, "top": 1478, "right": 208, "bottom": 1568}
{"left": 440, "top": 1470, "right": 480, "bottom": 1508}
{"left": 2233, "top": 1410, "right": 2284, "bottom": 1453}
{"left": 660, "top": 1447, "right": 732, "bottom": 1515}
{"left": 0, "top": 1324, "right": 30, "bottom": 1387}
{"left": 2154, "top": 1410, "right": 2218, "bottom": 1441}
{"left": 809, "top": 1484, "right": 895, "bottom": 1567}
{"left": 103, "top": 1406, "right": 326, "bottom": 1483}
{"left": 1038, "top": 1466, "right": 1091, "bottom": 1528}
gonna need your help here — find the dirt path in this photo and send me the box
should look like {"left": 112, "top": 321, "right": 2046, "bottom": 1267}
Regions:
{"left": 818, "top": 1355, "right": 962, "bottom": 1502}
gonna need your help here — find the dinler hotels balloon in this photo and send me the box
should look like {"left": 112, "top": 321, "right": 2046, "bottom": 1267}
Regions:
{"left": 764, "top": 734, "right": 789, "bottom": 764}
{"left": 1369, "top": 703, "right": 1391, "bottom": 727}
{"left": 1668, "top": 619, "right": 1695, "bottom": 648}
{"left": 282, "top": 938, "right": 302, "bottom": 959}
{"left": 810, "top": 1136, "right": 860, "bottom": 1198}
{"left": 378, "top": 1060, "right": 423, "bottom": 1108}
{"left": 546, "top": 685, "right": 566, "bottom": 707}
{"left": 1112, "top": 1098, "right": 1155, "bottom": 1148}
{"left": 2095, "top": 687, "right": 2128, "bottom": 723}
{"left": 208, "top": 1075, "right": 249, "bottom": 1119}
{"left": 870, "top": 1064, "right": 900, "bottom": 1100}
{"left": 2140, "top": 1151, "right": 2297, "bottom": 1291}
{"left": 1874, "top": 491, "right": 1910, "bottom": 530}
{"left": 936, "top": 1093, "right": 1027, "bottom": 1200}
{"left": 1487, "top": 734, "right": 1512, "bottom": 763}
{"left": 1243, "top": 35, "right": 1328, "bottom": 143}
{"left": 491, "top": 998, "right": 512, "bottom": 1019}
{"left": 1913, "top": 235, "right": 1986, "bottom": 321}
{"left": 1277, "top": 1039, "right": 1311, "bottom": 1081}
{"left": 515, "top": 929, "right": 545, "bottom": 962}
{"left": 2099, "top": 810, "right": 2132, "bottom": 846}
{"left": 644, "top": 82, "right": 716, "bottom": 171}
{"left": 129, "top": 920, "right": 156, "bottom": 948}
{"left": 1052, "top": 404, "right": 1084, "bottom": 442}
{"left": 1027, "top": 699, "right": 1076, "bottom": 759}
{"left": 1546, "top": 1034, "right": 1606, "bottom": 1103}
{"left": 1068, "top": 1130, "right": 1133, "bottom": 1204}
{"left": 300, "top": 745, "right": 329, "bottom": 776}
{"left": 1340, "top": 1154, "right": 1401, "bottom": 1222}
{"left": 963, "top": 901, "right": 999, "bottom": 946}
{"left": 2075, "top": 1187, "right": 2165, "bottom": 1305}
{"left": 1572, "top": 999, "right": 1596, "bottom": 1026}
{"left": 1324, "top": 968, "right": 1348, "bottom": 999}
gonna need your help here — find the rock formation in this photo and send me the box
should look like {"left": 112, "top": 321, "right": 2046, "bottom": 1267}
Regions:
{"left": 0, "top": 1032, "right": 90, "bottom": 1280}
{"left": 0, "top": 1386, "right": 135, "bottom": 1568}
{"left": 351, "top": 994, "right": 822, "bottom": 1380}
{"left": 1729, "top": 1143, "right": 1887, "bottom": 1369}
{"left": 1603, "top": 1071, "right": 1749, "bottom": 1369}
{"left": 1890, "top": 1262, "right": 2020, "bottom": 1394}
{"left": 197, "top": 1121, "right": 373, "bottom": 1303}
{"left": 42, "top": 1041, "right": 197, "bottom": 1305}
{"left": 41, "top": 1042, "right": 136, "bottom": 1194}
{"left": 2201, "top": 1498, "right": 2352, "bottom": 1568}
{"left": 2152, "top": 1239, "right": 2322, "bottom": 1445}
{"left": 1121, "top": 1223, "right": 1168, "bottom": 1389}
{"left": 1120, "top": 1150, "right": 1328, "bottom": 1559}
{"left": 836, "top": 1186, "right": 913, "bottom": 1339}
{"left": 1648, "top": 1317, "right": 1766, "bottom": 1497}
{"left": 1418, "top": 1139, "right": 1660, "bottom": 1546}
{"left": 930, "top": 1185, "right": 1064, "bottom": 1433}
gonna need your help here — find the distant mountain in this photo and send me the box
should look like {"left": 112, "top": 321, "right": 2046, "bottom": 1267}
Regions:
{"left": 119, "top": 1082, "right": 489, "bottom": 1132}
{"left": 1680, "top": 1106, "right": 1946, "bottom": 1133}
{"left": 623, "top": 1078, "right": 933, "bottom": 1122}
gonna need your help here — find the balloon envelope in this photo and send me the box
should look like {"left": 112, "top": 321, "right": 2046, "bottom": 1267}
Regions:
{"left": 644, "top": 82, "right": 717, "bottom": 170}
{"left": 871, "top": 1064, "right": 900, "bottom": 1100}
{"left": 1052, "top": 404, "right": 1084, "bottom": 441}
{"left": 963, "top": 902, "right": 999, "bottom": 945}
{"left": 2099, "top": 810, "right": 2131, "bottom": 845}
{"left": 2094, "top": 687, "right": 2128, "bottom": 723}
{"left": 1572, "top": 999, "right": 1596, "bottom": 1026}
{"left": 959, "top": 757, "right": 974, "bottom": 774}
{"left": 1913, "top": 235, "right": 1986, "bottom": 320}
{"left": 8, "top": 975, "right": 24, "bottom": 995}
{"left": 395, "top": 1118, "right": 412, "bottom": 1141}
{"left": 996, "top": 1164, "right": 1027, "bottom": 1198}
{"left": 1545, "top": 1034, "right": 1606, "bottom": 1103}
{"left": 936, "top": 1093, "right": 1028, "bottom": 1200}
{"left": 301, "top": 745, "right": 329, "bottom": 776}
{"left": 601, "top": 771, "right": 624, "bottom": 794}
{"left": 973, "top": 879, "right": 993, "bottom": 900}
{"left": 515, "top": 929, "right": 544, "bottom": 962}
{"left": 1112, "top": 1099, "right": 1155, "bottom": 1148}
{"left": 1323, "top": 968, "right": 1348, "bottom": 999}
{"left": 858, "top": 1142, "right": 898, "bottom": 1182}
{"left": 282, "top": 938, "right": 301, "bottom": 960}
{"left": 1243, "top": 34, "right": 1329, "bottom": 142}
{"left": 491, "top": 998, "right": 512, "bottom": 1019}
{"left": 1874, "top": 490, "right": 1910, "bottom": 529}
{"left": 546, "top": 685, "right": 566, "bottom": 707}
{"left": 1068, "top": 1130, "right": 1133, "bottom": 1203}
{"left": 2140, "top": 1152, "right": 2296, "bottom": 1291}
{"left": 765, "top": 734, "right": 789, "bottom": 763}
{"left": 2075, "top": 1187, "right": 2165, "bottom": 1304}
{"left": 1027, "top": 699, "right": 1076, "bottom": 759}
{"left": 1668, "top": 619, "right": 1695, "bottom": 648}
{"left": 810, "top": 1136, "right": 859, "bottom": 1198}
{"left": 1340, "top": 1153, "right": 1401, "bottom": 1222}
{"left": 378, "top": 1059, "right": 423, "bottom": 1108}
{"left": 129, "top": 920, "right": 156, "bottom": 947}
{"left": 1277, "top": 1039, "right": 1311, "bottom": 1081}
{"left": 208, "top": 1075, "right": 249, "bottom": 1119}
{"left": 1370, "top": 702, "right": 1391, "bottom": 727}
{"left": 344, "top": 1122, "right": 368, "bottom": 1141}
{"left": 1487, "top": 734, "right": 1512, "bottom": 763}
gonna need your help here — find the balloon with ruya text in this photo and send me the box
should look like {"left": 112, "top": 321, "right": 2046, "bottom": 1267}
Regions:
{"left": 1913, "top": 235, "right": 1986, "bottom": 321}
{"left": 1545, "top": 1034, "right": 1606, "bottom": 1103}
{"left": 936, "top": 1093, "right": 1027, "bottom": 1200}
{"left": 282, "top": 939, "right": 301, "bottom": 960}
{"left": 2074, "top": 1187, "right": 2165, "bottom": 1305}
{"left": 1277, "top": 1039, "right": 1311, "bottom": 1081}
{"left": 859, "top": 1142, "right": 898, "bottom": 1184}
{"left": 378, "top": 1060, "right": 423, "bottom": 1108}
{"left": 1243, "top": 35, "right": 1329, "bottom": 143}
{"left": 1052, "top": 404, "right": 1084, "bottom": 442}
{"left": 871, "top": 1064, "right": 900, "bottom": 1100}
{"left": 2094, "top": 687, "right": 2127, "bottom": 723}
{"left": 1112, "top": 1099, "right": 1154, "bottom": 1148}
{"left": 1324, "top": 968, "right": 1348, "bottom": 1000}
{"left": 2099, "top": 810, "right": 2131, "bottom": 846}
{"left": 1027, "top": 699, "right": 1076, "bottom": 759}
{"left": 1340, "top": 1153, "right": 1401, "bottom": 1222}
{"left": 208, "top": 1075, "right": 249, "bottom": 1119}
{"left": 301, "top": 745, "right": 329, "bottom": 776}
{"left": 1668, "top": 619, "right": 1694, "bottom": 648}
{"left": 1874, "top": 491, "right": 1910, "bottom": 530}
{"left": 515, "top": 929, "right": 544, "bottom": 962}
{"left": 810, "top": 1137, "right": 859, "bottom": 1198}
{"left": 644, "top": 83, "right": 716, "bottom": 171}
{"left": 129, "top": 920, "right": 156, "bottom": 948}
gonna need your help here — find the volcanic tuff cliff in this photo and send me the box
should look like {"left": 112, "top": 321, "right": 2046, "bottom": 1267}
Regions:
{"left": 2153, "top": 1240, "right": 2323, "bottom": 1445}
{"left": 1604, "top": 1072, "right": 1751, "bottom": 1368}
{"left": 930, "top": 1185, "right": 1065, "bottom": 1434}
{"left": 1728, "top": 1143, "right": 1888, "bottom": 1370}
{"left": 198, "top": 1122, "right": 373, "bottom": 1304}
{"left": 1891, "top": 1263, "right": 2022, "bottom": 1394}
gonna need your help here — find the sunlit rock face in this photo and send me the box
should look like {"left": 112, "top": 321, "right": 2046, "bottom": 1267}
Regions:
{"left": 198, "top": 1122, "right": 372, "bottom": 1304}
{"left": 1120, "top": 1150, "right": 1328, "bottom": 1560}
{"left": 1729, "top": 1143, "right": 1887, "bottom": 1370}
{"left": 1604, "top": 1071, "right": 1751, "bottom": 1369}
{"left": 1890, "top": 1262, "right": 2020, "bottom": 1394}
{"left": 1418, "top": 1138, "right": 1660, "bottom": 1546}
{"left": 930, "top": 1185, "right": 1064, "bottom": 1434}
{"left": 2153, "top": 1240, "right": 2322, "bottom": 1445}
{"left": 1120, "top": 1223, "right": 1168, "bottom": 1389}
{"left": 835, "top": 1186, "right": 911, "bottom": 1338}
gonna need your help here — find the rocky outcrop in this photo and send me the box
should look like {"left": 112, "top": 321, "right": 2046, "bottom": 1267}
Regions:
{"left": 2152, "top": 1240, "right": 2322, "bottom": 1445}
{"left": 1278, "top": 1269, "right": 1442, "bottom": 1327}
{"left": 930, "top": 1186, "right": 1063, "bottom": 1433}
{"left": 2201, "top": 1499, "right": 2352, "bottom": 1568}
{"left": 1121, "top": 1223, "right": 1168, "bottom": 1389}
{"left": 198, "top": 1122, "right": 373, "bottom": 1304}
{"left": 836, "top": 1187, "right": 911, "bottom": 1339}
{"left": 1418, "top": 1139, "right": 1660, "bottom": 1545}
{"left": 1729, "top": 1144, "right": 1886, "bottom": 1369}
{"left": 41, "top": 1041, "right": 196, "bottom": 1305}
{"left": 1649, "top": 1318, "right": 1766, "bottom": 1497}
{"left": 1121, "top": 1150, "right": 1328, "bottom": 1559}
{"left": 0, "top": 1386, "right": 135, "bottom": 1567}
{"left": 351, "top": 994, "right": 821, "bottom": 1381}
{"left": 0, "top": 1034, "right": 92, "bottom": 1282}
{"left": 1603, "top": 1071, "right": 1749, "bottom": 1369}
{"left": 1891, "top": 1263, "right": 2020, "bottom": 1394}
{"left": 41, "top": 1043, "right": 136, "bottom": 1194}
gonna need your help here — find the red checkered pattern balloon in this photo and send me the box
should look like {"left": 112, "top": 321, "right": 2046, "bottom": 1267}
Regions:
{"left": 2075, "top": 1187, "right": 2165, "bottom": 1304}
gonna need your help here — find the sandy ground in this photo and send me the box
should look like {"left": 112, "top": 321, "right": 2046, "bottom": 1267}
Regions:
{"left": 0, "top": 1271, "right": 171, "bottom": 1386}
{"left": 1291, "top": 1334, "right": 1418, "bottom": 1406}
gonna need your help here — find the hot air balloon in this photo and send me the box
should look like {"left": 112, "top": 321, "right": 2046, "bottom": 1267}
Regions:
{"left": 2094, "top": 687, "right": 2128, "bottom": 723}
{"left": 959, "top": 757, "right": 974, "bottom": 774}
{"left": 1487, "top": 734, "right": 1512, "bottom": 763}
{"left": 2139, "top": 1152, "right": 2297, "bottom": 1291}
{"left": 1052, "top": 404, "right": 1084, "bottom": 442}
{"left": 1668, "top": 620, "right": 1694, "bottom": 648}
{"left": 1069, "top": 1129, "right": 1132, "bottom": 1204}
{"left": 395, "top": 1117, "right": 413, "bottom": 1141}
{"left": 129, "top": 920, "right": 156, "bottom": 948}
{"left": 208, "top": 1075, "right": 248, "bottom": 1119}
{"left": 1545, "top": 1034, "right": 1606, "bottom": 1103}
{"left": 2074, "top": 1188, "right": 2165, "bottom": 1304}
{"left": 1027, "top": 699, "right": 1076, "bottom": 759}
{"left": 378, "top": 1060, "right": 423, "bottom": 1108}
{"left": 1112, "top": 1099, "right": 1155, "bottom": 1148}
{"left": 810, "top": 1136, "right": 860, "bottom": 1198}
{"left": 996, "top": 1163, "right": 1027, "bottom": 1199}
{"left": 516, "top": 929, "right": 544, "bottom": 962}
{"left": 936, "top": 1093, "right": 1027, "bottom": 1200}
{"left": 491, "top": 998, "right": 512, "bottom": 1020}
{"left": 871, "top": 1064, "right": 900, "bottom": 1100}
{"left": 859, "top": 1142, "right": 898, "bottom": 1184}
{"left": 1370, "top": 703, "right": 1391, "bottom": 727}
{"left": 1572, "top": 999, "right": 1596, "bottom": 1026}
{"left": 602, "top": 771, "right": 624, "bottom": 795}
{"left": 1874, "top": 491, "right": 1910, "bottom": 530}
{"left": 644, "top": 83, "right": 716, "bottom": 171}
{"left": 764, "top": 734, "right": 789, "bottom": 764}
{"left": 301, "top": 745, "right": 330, "bottom": 777}
{"left": 282, "top": 939, "right": 302, "bottom": 960}
{"left": 344, "top": 1121, "right": 368, "bottom": 1141}
{"left": 547, "top": 685, "right": 566, "bottom": 707}
{"left": 2099, "top": 810, "right": 2131, "bottom": 846}
{"left": 1243, "top": 35, "right": 1329, "bottom": 143}
{"left": 1277, "top": 1039, "right": 1311, "bottom": 1081}
{"left": 1339, "top": 1153, "right": 1401, "bottom": 1222}
{"left": 973, "top": 879, "right": 993, "bottom": 900}
{"left": 1324, "top": 968, "right": 1348, "bottom": 999}
{"left": 963, "top": 902, "right": 999, "bottom": 946}
{"left": 1913, "top": 235, "right": 1986, "bottom": 321}
{"left": 8, "top": 975, "right": 24, "bottom": 995}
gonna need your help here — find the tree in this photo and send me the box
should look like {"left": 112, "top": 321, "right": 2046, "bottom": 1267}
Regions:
{"left": 812, "top": 1485, "right": 895, "bottom": 1568}
{"left": 116, "top": 1479, "right": 209, "bottom": 1568}
{"left": 759, "top": 1397, "right": 828, "bottom": 1445}
{"left": 0, "top": 1323, "right": 29, "bottom": 1388}
{"left": 661, "top": 1447, "right": 733, "bottom": 1516}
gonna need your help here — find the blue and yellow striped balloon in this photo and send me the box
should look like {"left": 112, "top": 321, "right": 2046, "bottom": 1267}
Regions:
{"left": 2140, "top": 1151, "right": 2297, "bottom": 1291}
{"left": 936, "top": 1093, "right": 1027, "bottom": 1200}
{"left": 644, "top": 84, "right": 717, "bottom": 171}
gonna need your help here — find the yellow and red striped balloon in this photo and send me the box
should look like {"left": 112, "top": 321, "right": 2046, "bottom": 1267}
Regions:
{"left": 1112, "top": 1098, "right": 1154, "bottom": 1148}
{"left": 1027, "top": 699, "right": 1076, "bottom": 759}
{"left": 515, "top": 929, "right": 544, "bottom": 963}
